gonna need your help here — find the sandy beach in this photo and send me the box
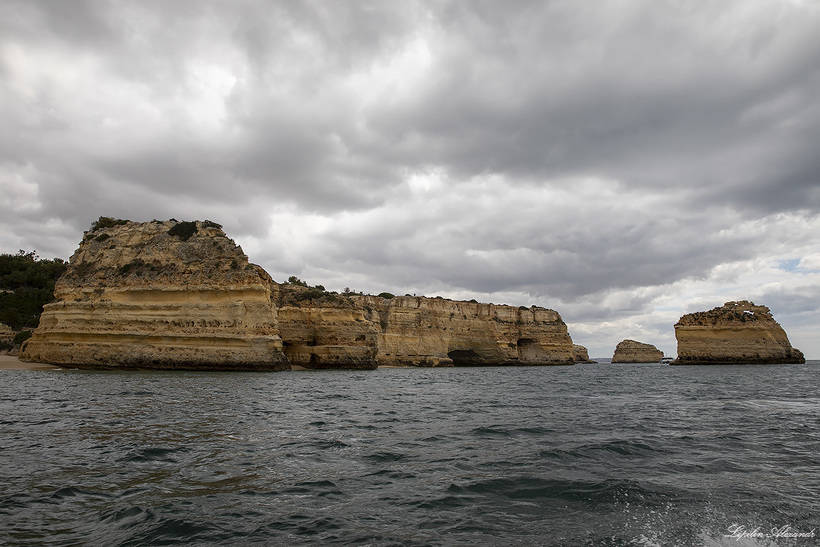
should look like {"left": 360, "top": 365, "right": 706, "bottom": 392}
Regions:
{"left": 0, "top": 355, "right": 61, "bottom": 371}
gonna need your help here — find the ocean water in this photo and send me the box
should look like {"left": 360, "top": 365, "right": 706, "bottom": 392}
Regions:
{"left": 2, "top": 362, "right": 819, "bottom": 546}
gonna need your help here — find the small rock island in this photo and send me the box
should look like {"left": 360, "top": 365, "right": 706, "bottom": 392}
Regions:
{"left": 572, "top": 344, "right": 596, "bottom": 363}
{"left": 671, "top": 301, "right": 804, "bottom": 365}
{"left": 611, "top": 339, "right": 663, "bottom": 363}
{"left": 21, "top": 218, "right": 577, "bottom": 370}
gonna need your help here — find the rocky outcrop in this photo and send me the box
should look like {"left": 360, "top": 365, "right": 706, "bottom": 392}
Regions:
{"left": 611, "top": 339, "right": 663, "bottom": 363}
{"left": 20, "top": 219, "right": 289, "bottom": 370}
{"left": 573, "top": 344, "right": 596, "bottom": 363}
{"left": 671, "top": 301, "right": 804, "bottom": 365}
{"left": 274, "top": 285, "right": 379, "bottom": 369}
{"left": 0, "top": 323, "right": 13, "bottom": 343}
{"left": 358, "top": 295, "right": 574, "bottom": 366}
{"left": 274, "top": 288, "right": 576, "bottom": 367}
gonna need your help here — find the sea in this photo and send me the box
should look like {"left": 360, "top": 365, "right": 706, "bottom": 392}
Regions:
{"left": 2, "top": 361, "right": 819, "bottom": 546}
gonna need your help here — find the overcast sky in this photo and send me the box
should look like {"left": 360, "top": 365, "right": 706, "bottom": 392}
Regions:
{"left": 2, "top": 0, "right": 819, "bottom": 358}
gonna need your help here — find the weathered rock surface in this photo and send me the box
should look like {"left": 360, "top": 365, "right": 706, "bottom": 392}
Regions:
{"left": 274, "top": 285, "right": 379, "bottom": 369}
{"left": 358, "top": 295, "right": 574, "bottom": 366}
{"left": 20, "top": 219, "right": 289, "bottom": 370}
{"left": 0, "top": 323, "right": 13, "bottom": 345}
{"left": 611, "top": 339, "right": 663, "bottom": 363}
{"left": 274, "top": 288, "right": 576, "bottom": 367}
{"left": 671, "top": 301, "right": 804, "bottom": 365}
{"left": 572, "top": 344, "right": 596, "bottom": 363}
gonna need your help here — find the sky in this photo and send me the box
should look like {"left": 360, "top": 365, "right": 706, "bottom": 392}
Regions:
{"left": 1, "top": 0, "right": 818, "bottom": 358}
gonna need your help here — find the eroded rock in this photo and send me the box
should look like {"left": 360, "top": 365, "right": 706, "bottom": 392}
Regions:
{"left": 611, "top": 339, "right": 663, "bottom": 363}
{"left": 20, "top": 219, "right": 289, "bottom": 370}
{"left": 671, "top": 301, "right": 804, "bottom": 365}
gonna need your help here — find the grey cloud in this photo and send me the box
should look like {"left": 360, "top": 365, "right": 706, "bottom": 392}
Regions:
{"left": 1, "top": 0, "right": 819, "bottom": 351}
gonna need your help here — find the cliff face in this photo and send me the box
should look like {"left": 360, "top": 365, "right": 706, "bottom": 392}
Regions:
{"left": 672, "top": 301, "right": 804, "bottom": 365}
{"left": 0, "top": 323, "right": 13, "bottom": 346}
{"left": 274, "top": 285, "right": 379, "bottom": 369}
{"left": 20, "top": 219, "right": 289, "bottom": 370}
{"left": 274, "top": 289, "right": 575, "bottom": 367}
{"left": 357, "top": 295, "right": 574, "bottom": 366}
{"left": 611, "top": 339, "right": 663, "bottom": 363}
{"left": 573, "top": 344, "right": 595, "bottom": 363}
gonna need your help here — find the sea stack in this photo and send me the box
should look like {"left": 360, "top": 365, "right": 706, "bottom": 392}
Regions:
{"left": 20, "top": 218, "right": 289, "bottom": 370}
{"left": 671, "top": 301, "right": 804, "bottom": 365}
{"left": 573, "top": 344, "right": 596, "bottom": 363}
{"left": 611, "top": 339, "right": 663, "bottom": 363}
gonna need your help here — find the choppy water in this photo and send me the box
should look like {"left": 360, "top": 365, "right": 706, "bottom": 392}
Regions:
{"left": 2, "top": 361, "right": 819, "bottom": 546}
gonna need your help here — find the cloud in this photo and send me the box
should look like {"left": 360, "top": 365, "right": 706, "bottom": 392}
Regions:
{"left": 1, "top": 0, "right": 818, "bottom": 356}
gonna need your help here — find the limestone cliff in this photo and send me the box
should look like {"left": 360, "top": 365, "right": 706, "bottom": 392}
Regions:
{"left": 274, "top": 285, "right": 379, "bottom": 369}
{"left": 20, "top": 219, "right": 289, "bottom": 370}
{"left": 611, "top": 339, "right": 663, "bottom": 363}
{"left": 671, "top": 301, "right": 804, "bottom": 365}
{"left": 274, "top": 288, "right": 575, "bottom": 367}
{"left": 573, "top": 344, "right": 596, "bottom": 363}
{"left": 357, "top": 295, "right": 573, "bottom": 366}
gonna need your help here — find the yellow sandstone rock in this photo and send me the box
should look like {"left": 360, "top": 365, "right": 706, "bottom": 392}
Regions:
{"left": 671, "top": 301, "right": 804, "bottom": 365}
{"left": 20, "top": 219, "right": 289, "bottom": 370}
{"left": 572, "top": 344, "right": 595, "bottom": 363}
{"left": 611, "top": 339, "right": 663, "bottom": 363}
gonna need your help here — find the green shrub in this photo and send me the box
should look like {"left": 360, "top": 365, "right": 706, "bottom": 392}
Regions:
{"left": 288, "top": 276, "right": 308, "bottom": 287}
{"left": 230, "top": 259, "right": 239, "bottom": 270}
{"left": 13, "top": 330, "right": 32, "bottom": 345}
{"left": 90, "top": 217, "right": 128, "bottom": 232}
{"left": 378, "top": 292, "right": 395, "bottom": 299}
{"left": 95, "top": 233, "right": 110, "bottom": 242}
{"left": 202, "top": 220, "right": 222, "bottom": 230}
{"left": 168, "top": 221, "right": 198, "bottom": 241}
{"left": 314, "top": 285, "right": 325, "bottom": 291}
{"left": 295, "top": 288, "right": 326, "bottom": 301}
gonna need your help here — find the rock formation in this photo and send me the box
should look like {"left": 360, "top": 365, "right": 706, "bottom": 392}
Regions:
{"left": 359, "top": 295, "right": 574, "bottom": 366}
{"left": 20, "top": 219, "right": 289, "bottom": 370}
{"left": 611, "top": 339, "right": 663, "bottom": 363}
{"left": 572, "top": 344, "right": 596, "bottom": 363}
{"left": 671, "top": 301, "right": 804, "bottom": 365}
{"left": 275, "top": 285, "right": 380, "bottom": 369}
{"left": 0, "top": 322, "right": 14, "bottom": 346}
{"left": 275, "top": 287, "right": 576, "bottom": 367}
{"left": 20, "top": 217, "right": 577, "bottom": 371}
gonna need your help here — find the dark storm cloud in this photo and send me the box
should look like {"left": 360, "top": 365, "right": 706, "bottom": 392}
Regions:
{"left": 1, "top": 0, "right": 819, "bottom": 322}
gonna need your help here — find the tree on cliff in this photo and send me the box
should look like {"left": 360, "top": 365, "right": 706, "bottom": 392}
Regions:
{"left": 0, "top": 250, "right": 67, "bottom": 330}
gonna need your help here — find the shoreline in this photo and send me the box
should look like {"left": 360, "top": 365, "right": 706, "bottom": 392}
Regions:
{"left": 0, "top": 355, "right": 62, "bottom": 371}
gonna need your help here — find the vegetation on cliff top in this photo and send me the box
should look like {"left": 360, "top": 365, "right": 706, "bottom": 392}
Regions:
{"left": 0, "top": 250, "right": 67, "bottom": 330}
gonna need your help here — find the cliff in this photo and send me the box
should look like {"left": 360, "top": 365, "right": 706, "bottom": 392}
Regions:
{"left": 0, "top": 323, "right": 13, "bottom": 346}
{"left": 671, "top": 301, "right": 804, "bottom": 365}
{"left": 357, "top": 295, "right": 574, "bottom": 366}
{"left": 20, "top": 219, "right": 289, "bottom": 370}
{"left": 274, "top": 287, "right": 575, "bottom": 367}
{"left": 274, "top": 285, "right": 379, "bottom": 369}
{"left": 611, "top": 339, "right": 663, "bottom": 363}
{"left": 573, "top": 344, "right": 595, "bottom": 363}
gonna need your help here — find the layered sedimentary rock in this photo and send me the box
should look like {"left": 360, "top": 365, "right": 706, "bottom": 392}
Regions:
{"left": 274, "top": 285, "right": 379, "bottom": 369}
{"left": 0, "top": 323, "right": 13, "bottom": 346}
{"left": 573, "top": 344, "right": 596, "bottom": 363}
{"left": 20, "top": 219, "right": 289, "bottom": 370}
{"left": 360, "top": 295, "right": 573, "bottom": 366}
{"left": 611, "top": 339, "right": 663, "bottom": 363}
{"left": 671, "top": 301, "right": 804, "bottom": 365}
{"left": 274, "top": 288, "right": 576, "bottom": 367}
